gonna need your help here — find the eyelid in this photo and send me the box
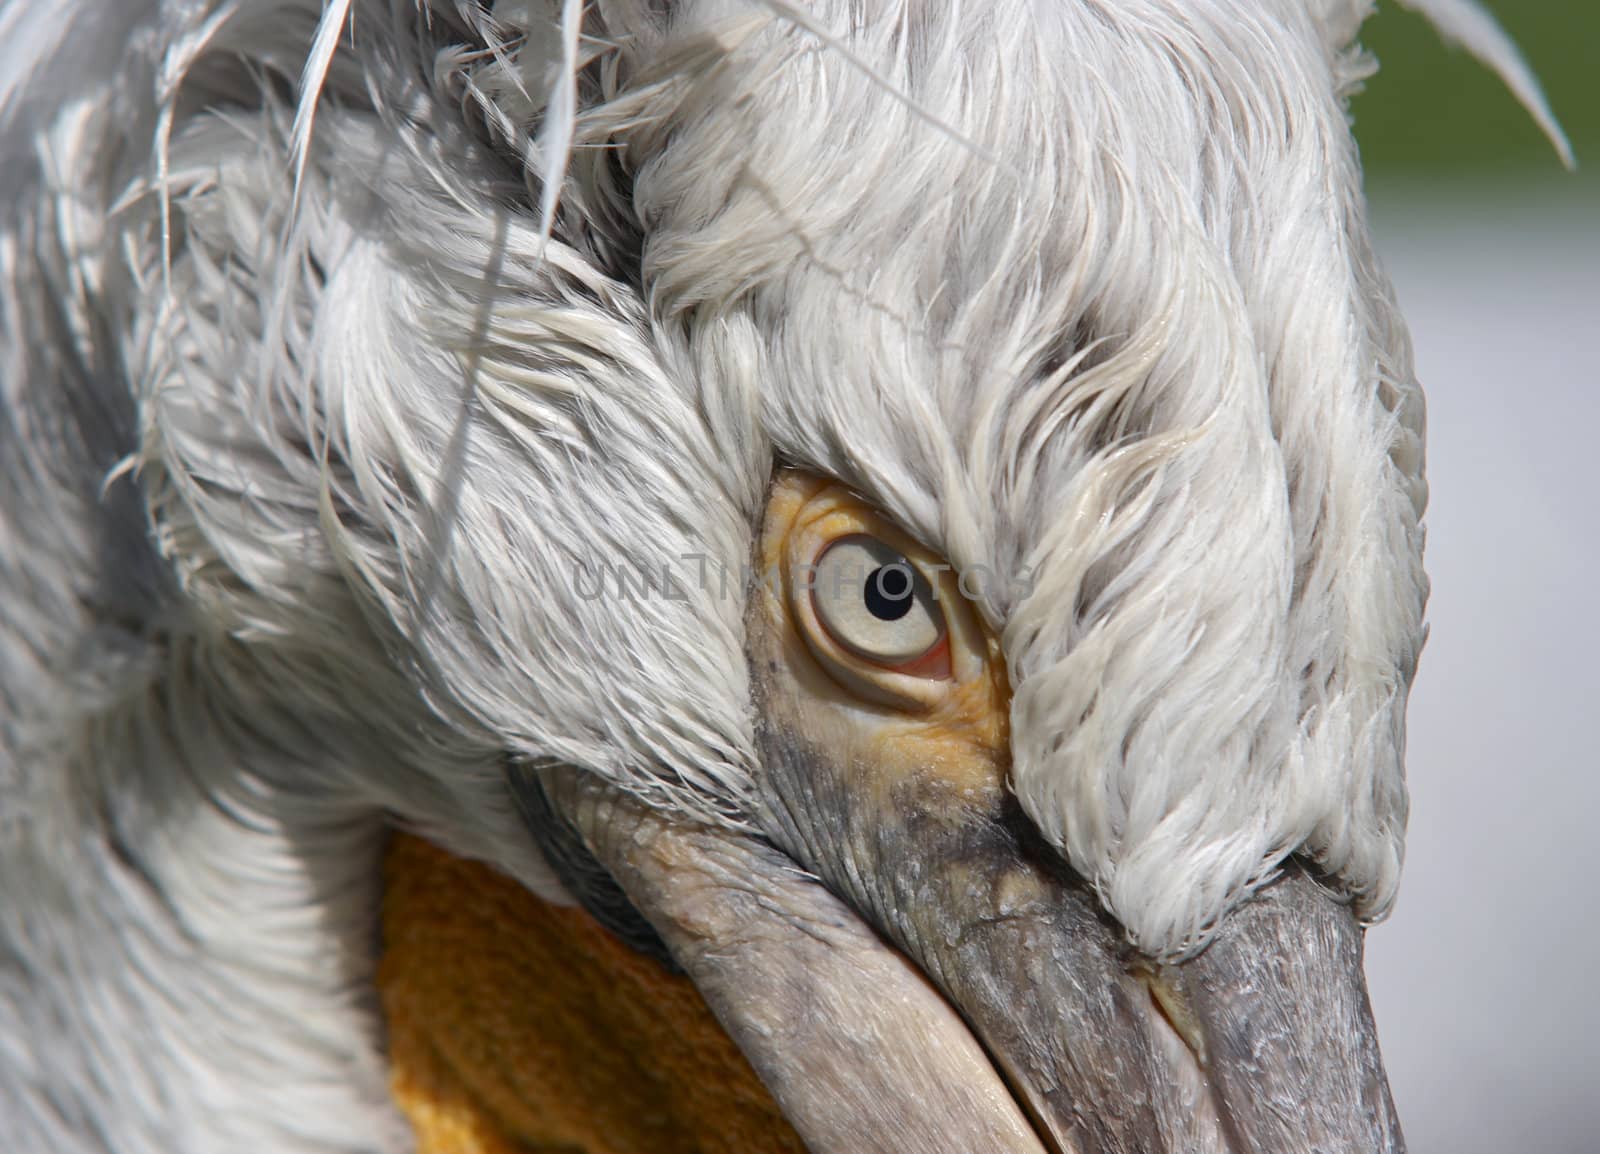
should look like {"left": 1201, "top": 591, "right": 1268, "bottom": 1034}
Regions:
{"left": 880, "top": 631, "right": 952, "bottom": 681}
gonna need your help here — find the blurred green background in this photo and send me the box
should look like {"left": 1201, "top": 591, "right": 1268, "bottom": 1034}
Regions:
{"left": 1353, "top": 0, "right": 1595, "bottom": 180}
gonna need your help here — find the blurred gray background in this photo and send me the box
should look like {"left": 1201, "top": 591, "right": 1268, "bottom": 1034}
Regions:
{"left": 1353, "top": 4, "right": 1598, "bottom": 1152}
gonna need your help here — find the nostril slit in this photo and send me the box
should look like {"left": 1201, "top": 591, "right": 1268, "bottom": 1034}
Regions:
{"left": 1137, "top": 968, "right": 1210, "bottom": 1069}
{"left": 1126, "top": 961, "right": 1242, "bottom": 1152}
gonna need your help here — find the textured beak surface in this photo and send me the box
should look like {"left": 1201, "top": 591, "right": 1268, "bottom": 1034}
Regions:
{"left": 541, "top": 768, "right": 1051, "bottom": 1154}
{"left": 543, "top": 762, "right": 1402, "bottom": 1154}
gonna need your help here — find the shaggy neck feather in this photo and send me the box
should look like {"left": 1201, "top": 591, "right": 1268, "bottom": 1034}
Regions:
{"left": 0, "top": 639, "right": 404, "bottom": 1154}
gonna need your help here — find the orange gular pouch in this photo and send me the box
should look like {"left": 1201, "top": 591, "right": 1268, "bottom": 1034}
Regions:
{"left": 377, "top": 833, "right": 806, "bottom": 1154}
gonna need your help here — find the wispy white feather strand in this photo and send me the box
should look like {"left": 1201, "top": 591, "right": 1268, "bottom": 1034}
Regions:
{"left": 757, "top": 0, "right": 1004, "bottom": 170}
{"left": 535, "top": 0, "right": 582, "bottom": 240}
{"left": 1398, "top": 0, "right": 1574, "bottom": 167}
{"left": 289, "top": 0, "right": 354, "bottom": 212}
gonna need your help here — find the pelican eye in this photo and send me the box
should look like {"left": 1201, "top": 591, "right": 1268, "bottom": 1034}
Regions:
{"left": 775, "top": 482, "right": 969, "bottom": 709}
{"left": 811, "top": 535, "right": 946, "bottom": 667}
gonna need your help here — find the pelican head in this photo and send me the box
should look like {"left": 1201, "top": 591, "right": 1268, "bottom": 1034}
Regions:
{"left": 0, "top": 1, "right": 1566, "bottom": 1152}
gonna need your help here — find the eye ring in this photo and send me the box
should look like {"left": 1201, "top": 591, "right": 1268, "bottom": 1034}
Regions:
{"left": 808, "top": 535, "right": 948, "bottom": 672}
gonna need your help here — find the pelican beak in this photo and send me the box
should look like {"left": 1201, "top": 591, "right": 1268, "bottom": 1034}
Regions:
{"left": 762, "top": 733, "right": 1406, "bottom": 1154}
{"left": 742, "top": 671, "right": 1404, "bottom": 1153}
{"left": 543, "top": 759, "right": 1402, "bottom": 1154}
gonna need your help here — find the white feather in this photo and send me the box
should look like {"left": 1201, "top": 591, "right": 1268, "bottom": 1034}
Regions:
{"left": 1399, "top": 0, "right": 1574, "bottom": 168}
{"left": 289, "top": 0, "right": 354, "bottom": 211}
{"left": 535, "top": 0, "right": 582, "bottom": 238}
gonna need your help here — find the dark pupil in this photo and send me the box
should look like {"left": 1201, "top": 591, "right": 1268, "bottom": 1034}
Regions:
{"left": 864, "top": 565, "right": 914, "bottom": 622}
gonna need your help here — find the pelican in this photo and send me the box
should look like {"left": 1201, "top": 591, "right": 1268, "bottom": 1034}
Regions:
{"left": 0, "top": 1, "right": 1568, "bottom": 1152}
